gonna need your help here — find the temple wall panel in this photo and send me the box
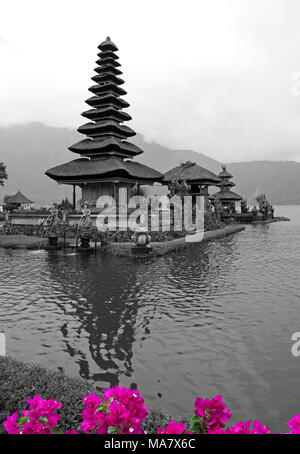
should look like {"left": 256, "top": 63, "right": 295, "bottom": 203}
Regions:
{"left": 82, "top": 183, "right": 116, "bottom": 207}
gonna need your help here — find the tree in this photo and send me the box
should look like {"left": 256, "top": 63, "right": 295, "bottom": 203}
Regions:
{"left": 168, "top": 175, "right": 190, "bottom": 199}
{"left": 255, "top": 194, "right": 274, "bottom": 220}
{"left": 58, "top": 198, "right": 73, "bottom": 211}
{"left": 0, "top": 163, "right": 8, "bottom": 187}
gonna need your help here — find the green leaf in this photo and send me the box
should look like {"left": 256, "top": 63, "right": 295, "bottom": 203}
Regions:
{"left": 51, "top": 427, "right": 64, "bottom": 435}
{"left": 39, "top": 415, "right": 48, "bottom": 424}
{"left": 108, "top": 426, "right": 118, "bottom": 434}
{"left": 189, "top": 414, "right": 203, "bottom": 433}
{"left": 18, "top": 416, "right": 29, "bottom": 428}
{"left": 90, "top": 424, "right": 100, "bottom": 434}
{"left": 96, "top": 402, "right": 107, "bottom": 412}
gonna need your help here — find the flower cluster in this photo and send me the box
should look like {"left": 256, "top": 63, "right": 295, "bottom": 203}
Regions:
{"left": 287, "top": 415, "right": 300, "bottom": 434}
{"left": 81, "top": 386, "right": 148, "bottom": 434}
{"left": 2, "top": 388, "right": 300, "bottom": 434}
{"left": 193, "top": 394, "right": 232, "bottom": 433}
{"left": 4, "top": 395, "right": 65, "bottom": 434}
{"left": 157, "top": 421, "right": 189, "bottom": 434}
{"left": 226, "top": 420, "right": 270, "bottom": 434}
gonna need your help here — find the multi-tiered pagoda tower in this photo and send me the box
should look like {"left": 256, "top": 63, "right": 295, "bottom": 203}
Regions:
{"left": 46, "top": 37, "right": 161, "bottom": 210}
{"left": 209, "top": 165, "right": 243, "bottom": 213}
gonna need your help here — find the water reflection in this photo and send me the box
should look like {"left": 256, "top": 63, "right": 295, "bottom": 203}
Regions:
{"left": 44, "top": 254, "right": 138, "bottom": 386}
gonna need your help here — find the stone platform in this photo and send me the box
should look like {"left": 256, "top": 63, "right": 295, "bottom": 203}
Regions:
{"left": 0, "top": 225, "right": 246, "bottom": 257}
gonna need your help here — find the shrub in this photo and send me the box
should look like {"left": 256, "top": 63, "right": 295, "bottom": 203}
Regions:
{"left": 1, "top": 358, "right": 300, "bottom": 434}
{"left": 0, "top": 357, "right": 170, "bottom": 434}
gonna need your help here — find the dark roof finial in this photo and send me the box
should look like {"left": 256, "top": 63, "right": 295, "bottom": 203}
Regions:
{"left": 98, "top": 36, "right": 118, "bottom": 52}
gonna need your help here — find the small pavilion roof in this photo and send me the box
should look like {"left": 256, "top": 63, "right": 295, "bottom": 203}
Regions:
{"left": 46, "top": 157, "right": 162, "bottom": 183}
{"left": 163, "top": 161, "right": 221, "bottom": 185}
{"left": 6, "top": 190, "right": 33, "bottom": 204}
{"left": 209, "top": 190, "right": 243, "bottom": 201}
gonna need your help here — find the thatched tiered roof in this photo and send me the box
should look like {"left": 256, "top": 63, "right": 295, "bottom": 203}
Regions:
{"left": 46, "top": 158, "right": 161, "bottom": 184}
{"left": 163, "top": 161, "right": 221, "bottom": 186}
{"left": 5, "top": 191, "right": 33, "bottom": 205}
{"left": 209, "top": 190, "right": 243, "bottom": 201}
{"left": 70, "top": 36, "right": 143, "bottom": 158}
{"left": 46, "top": 37, "right": 162, "bottom": 185}
{"left": 209, "top": 165, "right": 243, "bottom": 202}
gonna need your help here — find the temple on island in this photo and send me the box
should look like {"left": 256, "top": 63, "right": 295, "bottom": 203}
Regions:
{"left": 209, "top": 165, "right": 243, "bottom": 213}
{"left": 163, "top": 161, "right": 221, "bottom": 210}
{"left": 46, "top": 37, "right": 162, "bottom": 211}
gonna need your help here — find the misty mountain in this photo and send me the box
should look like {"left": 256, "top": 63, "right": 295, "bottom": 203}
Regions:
{"left": 0, "top": 122, "right": 299, "bottom": 205}
{"left": 226, "top": 161, "right": 300, "bottom": 205}
{"left": 0, "top": 123, "right": 78, "bottom": 205}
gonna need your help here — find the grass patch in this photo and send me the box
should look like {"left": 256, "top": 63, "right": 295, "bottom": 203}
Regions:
{"left": 0, "top": 356, "right": 174, "bottom": 433}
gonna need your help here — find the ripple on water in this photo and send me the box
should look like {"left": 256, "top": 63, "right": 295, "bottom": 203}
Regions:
{"left": 1, "top": 206, "right": 300, "bottom": 431}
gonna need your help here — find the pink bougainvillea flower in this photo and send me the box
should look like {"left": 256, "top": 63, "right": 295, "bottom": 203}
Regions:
{"left": 227, "top": 420, "right": 254, "bottom": 434}
{"left": 26, "top": 395, "right": 62, "bottom": 414}
{"left": 227, "top": 419, "right": 270, "bottom": 434}
{"left": 287, "top": 414, "right": 300, "bottom": 434}
{"left": 207, "top": 427, "right": 226, "bottom": 434}
{"left": 194, "top": 395, "right": 231, "bottom": 430}
{"left": 1, "top": 389, "right": 282, "bottom": 435}
{"left": 99, "top": 400, "right": 130, "bottom": 430}
{"left": 157, "top": 421, "right": 187, "bottom": 434}
{"left": 22, "top": 420, "right": 52, "bottom": 434}
{"left": 81, "top": 387, "right": 148, "bottom": 434}
{"left": 24, "top": 395, "right": 62, "bottom": 429}
{"left": 4, "top": 396, "right": 63, "bottom": 434}
{"left": 252, "top": 420, "right": 270, "bottom": 434}
{"left": 81, "top": 393, "right": 104, "bottom": 433}
{"left": 3, "top": 412, "right": 20, "bottom": 434}
{"left": 119, "top": 424, "right": 145, "bottom": 434}
{"left": 103, "top": 386, "right": 148, "bottom": 422}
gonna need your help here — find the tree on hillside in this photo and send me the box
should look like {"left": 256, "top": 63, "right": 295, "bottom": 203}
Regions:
{"left": 0, "top": 163, "right": 8, "bottom": 187}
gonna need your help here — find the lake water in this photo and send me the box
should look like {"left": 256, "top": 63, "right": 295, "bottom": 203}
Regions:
{"left": 1, "top": 205, "right": 300, "bottom": 432}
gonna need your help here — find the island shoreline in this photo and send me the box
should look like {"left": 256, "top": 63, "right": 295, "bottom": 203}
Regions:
{"left": 0, "top": 224, "right": 246, "bottom": 256}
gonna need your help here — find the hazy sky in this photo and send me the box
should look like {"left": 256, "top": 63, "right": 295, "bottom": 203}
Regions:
{"left": 1, "top": 0, "right": 300, "bottom": 162}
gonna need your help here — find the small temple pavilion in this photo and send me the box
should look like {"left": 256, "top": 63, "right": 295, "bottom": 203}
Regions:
{"left": 4, "top": 191, "right": 33, "bottom": 210}
{"left": 46, "top": 37, "right": 162, "bottom": 211}
{"left": 209, "top": 165, "right": 243, "bottom": 213}
{"left": 163, "top": 161, "right": 221, "bottom": 210}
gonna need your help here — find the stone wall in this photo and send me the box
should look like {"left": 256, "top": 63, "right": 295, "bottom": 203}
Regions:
{"left": 102, "top": 225, "right": 246, "bottom": 257}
